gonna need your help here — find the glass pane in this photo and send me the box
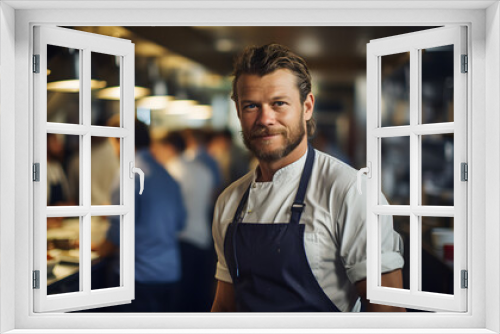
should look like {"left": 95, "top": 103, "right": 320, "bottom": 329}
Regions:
{"left": 381, "top": 52, "right": 410, "bottom": 127}
{"left": 421, "top": 45, "right": 454, "bottom": 124}
{"left": 379, "top": 215, "right": 408, "bottom": 290}
{"left": 422, "top": 134, "right": 454, "bottom": 206}
{"left": 91, "top": 136, "right": 120, "bottom": 205}
{"left": 47, "top": 45, "right": 80, "bottom": 124}
{"left": 91, "top": 216, "right": 120, "bottom": 290}
{"left": 47, "top": 216, "right": 80, "bottom": 295}
{"left": 92, "top": 52, "right": 121, "bottom": 127}
{"left": 47, "top": 133, "right": 80, "bottom": 206}
{"left": 421, "top": 217, "right": 454, "bottom": 294}
{"left": 381, "top": 137, "right": 410, "bottom": 205}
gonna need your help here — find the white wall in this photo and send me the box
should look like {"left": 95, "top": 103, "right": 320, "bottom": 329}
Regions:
{"left": 0, "top": 2, "right": 16, "bottom": 333}
{"left": 485, "top": 2, "right": 500, "bottom": 333}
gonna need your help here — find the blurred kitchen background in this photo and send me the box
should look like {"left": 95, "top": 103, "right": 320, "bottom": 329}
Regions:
{"left": 46, "top": 26, "right": 455, "bottom": 312}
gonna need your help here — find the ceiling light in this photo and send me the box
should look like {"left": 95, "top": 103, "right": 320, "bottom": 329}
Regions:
{"left": 296, "top": 36, "right": 322, "bottom": 57}
{"left": 96, "top": 86, "right": 150, "bottom": 100}
{"left": 215, "top": 39, "right": 234, "bottom": 52}
{"left": 47, "top": 79, "right": 107, "bottom": 93}
{"left": 164, "top": 100, "right": 197, "bottom": 115}
{"left": 137, "top": 95, "right": 174, "bottom": 110}
{"left": 187, "top": 105, "right": 213, "bottom": 120}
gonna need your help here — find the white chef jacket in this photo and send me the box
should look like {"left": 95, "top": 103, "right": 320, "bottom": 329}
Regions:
{"left": 212, "top": 148, "right": 404, "bottom": 312}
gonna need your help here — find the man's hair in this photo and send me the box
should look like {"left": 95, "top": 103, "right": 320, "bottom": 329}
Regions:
{"left": 231, "top": 43, "right": 316, "bottom": 137}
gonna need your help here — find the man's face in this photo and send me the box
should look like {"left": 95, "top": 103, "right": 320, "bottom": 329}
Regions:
{"left": 236, "top": 69, "right": 313, "bottom": 162}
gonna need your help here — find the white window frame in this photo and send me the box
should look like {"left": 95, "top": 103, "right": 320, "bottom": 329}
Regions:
{"left": 366, "top": 26, "right": 468, "bottom": 312}
{"left": 33, "top": 25, "right": 136, "bottom": 313}
{"left": 1, "top": 1, "right": 499, "bottom": 333}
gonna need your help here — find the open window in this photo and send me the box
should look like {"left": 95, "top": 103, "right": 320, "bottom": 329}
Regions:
{"left": 365, "top": 26, "right": 467, "bottom": 312}
{"left": 33, "top": 26, "right": 137, "bottom": 312}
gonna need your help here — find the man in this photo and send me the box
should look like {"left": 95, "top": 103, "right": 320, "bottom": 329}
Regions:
{"left": 211, "top": 44, "right": 405, "bottom": 312}
{"left": 99, "top": 120, "right": 186, "bottom": 312}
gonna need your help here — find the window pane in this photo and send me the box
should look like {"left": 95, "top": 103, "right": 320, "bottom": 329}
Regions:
{"left": 380, "top": 215, "right": 408, "bottom": 290}
{"left": 421, "top": 217, "right": 454, "bottom": 295}
{"left": 91, "top": 137, "right": 120, "bottom": 205}
{"left": 92, "top": 52, "right": 121, "bottom": 127}
{"left": 381, "top": 136, "right": 410, "bottom": 205}
{"left": 47, "top": 217, "right": 80, "bottom": 295}
{"left": 421, "top": 45, "right": 454, "bottom": 124}
{"left": 421, "top": 134, "right": 454, "bottom": 206}
{"left": 381, "top": 52, "right": 410, "bottom": 127}
{"left": 47, "top": 134, "right": 80, "bottom": 206}
{"left": 47, "top": 45, "right": 80, "bottom": 124}
{"left": 91, "top": 216, "right": 120, "bottom": 290}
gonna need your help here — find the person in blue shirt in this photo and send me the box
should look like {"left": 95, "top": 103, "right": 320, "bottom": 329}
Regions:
{"left": 99, "top": 120, "right": 187, "bottom": 312}
{"left": 183, "top": 128, "right": 223, "bottom": 196}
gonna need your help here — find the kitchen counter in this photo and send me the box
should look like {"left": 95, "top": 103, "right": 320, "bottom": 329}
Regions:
{"left": 46, "top": 216, "right": 111, "bottom": 294}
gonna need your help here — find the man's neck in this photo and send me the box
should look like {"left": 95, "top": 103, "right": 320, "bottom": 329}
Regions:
{"left": 256, "top": 138, "right": 308, "bottom": 182}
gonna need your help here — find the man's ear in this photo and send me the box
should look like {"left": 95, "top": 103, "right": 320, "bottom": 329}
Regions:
{"left": 303, "top": 93, "right": 314, "bottom": 121}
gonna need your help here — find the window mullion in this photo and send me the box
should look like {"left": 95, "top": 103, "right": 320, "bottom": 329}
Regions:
{"left": 90, "top": 126, "right": 129, "bottom": 138}
{"left": 46, "top": 123, "right": 88, "bottom": 136}
{"left": 409, "top": 47, "right": 420, "bottom": 295}
{"left": 81, "top": 47, "right": 92, "bottom": 294}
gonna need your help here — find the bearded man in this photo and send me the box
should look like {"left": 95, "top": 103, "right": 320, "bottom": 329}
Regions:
{"left": 210, "top": 44, "right": 405, "bottom": 312}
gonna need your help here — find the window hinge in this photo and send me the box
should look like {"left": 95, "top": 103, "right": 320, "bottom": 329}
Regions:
{"left": 33, "top": 54, "right": 40, "bottom": 73}
{"left": 461, "top": 54, "right": 468, "bottom": 73}
{"left": 33, "top": 270, "right": 40, "bottom": 289}
{"left": 33, "top": 163, "right": 40, "bottom": 182}
{"left": 461, "top": 270, "right": 468, "bottom": 289}
{"left": 461, "top": 163, "right": 468, "bottom": 181}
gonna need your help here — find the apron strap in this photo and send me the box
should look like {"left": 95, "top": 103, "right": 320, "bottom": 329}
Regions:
{"left": 233, "top": 184, "right": 251, "bottom": 224}
{"left": 290, "top": 143, "right": 315, "bottom": 225}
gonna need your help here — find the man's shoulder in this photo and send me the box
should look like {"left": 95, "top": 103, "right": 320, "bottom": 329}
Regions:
{"left": 314, "top": 149, "right": 358, "bottom": 187}
{"left": 216, "top": 170, "right": 254, "bottom": 206}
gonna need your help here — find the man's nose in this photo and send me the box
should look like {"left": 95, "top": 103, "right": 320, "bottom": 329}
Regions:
{"left": 256, "top": 104, "right": 276, "bottom": 126}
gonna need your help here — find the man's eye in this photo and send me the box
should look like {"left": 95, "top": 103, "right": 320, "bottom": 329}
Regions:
{"left": 244, "top": 104, "right": 257, "bottom": 110}
{"left": 274, "top": 101, "right": 286, "bottom": 107}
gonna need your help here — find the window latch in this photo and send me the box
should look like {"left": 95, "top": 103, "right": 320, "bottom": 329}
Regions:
{"left": 129, "top": 162, "right": 145, "bottom": 195}
{"left": 357, "top": 161, "right": 372, "bottom": 195}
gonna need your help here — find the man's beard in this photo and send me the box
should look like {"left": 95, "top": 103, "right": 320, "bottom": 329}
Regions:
{"left": 241, "top": 113, "right": 306, "bottom": 163}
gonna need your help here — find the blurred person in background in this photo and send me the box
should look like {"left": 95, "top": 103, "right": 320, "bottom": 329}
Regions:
{"left": 312, "top": 128, "right": 351, "bottom": 165}
{"left": 158, "top": 130, "right": 215, "bottom": 312}
{"left": 98, "top": 120, "right": 186, "bottom": 312}
{"left": 67, "top": 116, "right": 120, "bottom": 206}
{"left": 183, "top": 128, "right": 224, "bottom": 199}
{"left": 47, "top": 133, "right": 72, "bottom": 207}
{"left": 207, "top": 128, "right": 251, "bottom": 188}
{"left": 47, "top": 133, "right": 73, "bottom": 229}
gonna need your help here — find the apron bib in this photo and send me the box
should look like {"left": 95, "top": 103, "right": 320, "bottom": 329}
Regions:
{"left": 223, "top": 145, "right": 340, "bottom": 312}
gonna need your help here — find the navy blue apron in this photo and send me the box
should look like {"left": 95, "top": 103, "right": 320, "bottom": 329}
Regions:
{"left": 223, "top": 145, "right": 340, "bottom": 312}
